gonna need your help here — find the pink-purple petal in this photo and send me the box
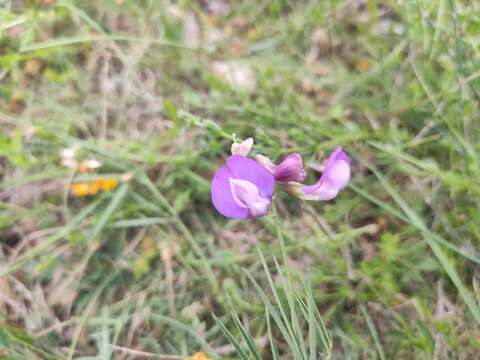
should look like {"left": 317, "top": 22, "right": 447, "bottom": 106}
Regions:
{"left": 230, "top": 178, "right": 270, "bottom": 217}
{"left": 231, "top": 137, "right": 254, "bottom": 156}
{"left": 273, "top": 153, "right": 306, "bottom": 182}
{"left": 211, "top": 166, "right": 250, "bottom": 218}
{"left": 302, "top": 182, "right": 339, "bottom": 201}
{"left": 226, "top": 155, "right": 275, "bottom": 199}
{"left": 302, "top": 147, "right": 351, "bottom": 201}
{"left": 325, "top": 147, "right": 351, "bottom": 168}
{"left": 211, "top": 155, "right": 275, "bottom": 219}
{"left": 322, "top": 160, "right": 350, "bottom": 189}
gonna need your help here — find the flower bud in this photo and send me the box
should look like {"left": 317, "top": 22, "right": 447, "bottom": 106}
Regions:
{"left": 254, "top": 154, "right": 276, "bottom": 173}
{"left": 273, "top": 153, "right": 306, "bottom": 183}
{"left": 231, "top": 137, "right": 254, "bottom": 156}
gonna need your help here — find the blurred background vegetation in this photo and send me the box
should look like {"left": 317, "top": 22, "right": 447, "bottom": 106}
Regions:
{"left": 1, "top": 0, "right": 479, "bottom": 358}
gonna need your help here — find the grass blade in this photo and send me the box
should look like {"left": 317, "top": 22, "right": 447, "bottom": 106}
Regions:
{"left": 360, "top": 304, "right": 386, "bottom": 360}
{"left": 212, "top": 314, "right": 250, "bottom": 360}
{"left": 231, "top": 310, "right": 262, "bottom": 360}
{"left": 266, "top": 307, "right": 281, "bottom": 360}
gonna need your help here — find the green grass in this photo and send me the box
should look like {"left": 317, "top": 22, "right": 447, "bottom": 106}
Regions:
{"left": 1, "top": 0, "right": 480, "bottom": 358}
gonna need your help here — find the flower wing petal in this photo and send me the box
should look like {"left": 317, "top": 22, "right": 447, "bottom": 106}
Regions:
{"left": 230, "top": 178, "right": 270, "bottom": 217}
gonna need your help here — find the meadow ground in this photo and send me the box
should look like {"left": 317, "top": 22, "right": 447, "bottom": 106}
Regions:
{"left": 1, "top": 0, "right": 480, "bottom": 359}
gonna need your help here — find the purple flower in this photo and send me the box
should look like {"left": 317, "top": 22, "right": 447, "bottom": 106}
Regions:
{"left": 255, "top": 153, "right": 306, "bottom": 183}
{"left": 300, "top": 147, "right": 350, "bottom": 201}
{"left": 211, "top": 155, "right": 275, "bottom": 219}
{"left": 273, "top": 153, "right": 307, "bottom": 182}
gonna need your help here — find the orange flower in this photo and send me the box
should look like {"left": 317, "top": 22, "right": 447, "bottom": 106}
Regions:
{"left": 70, "top": 183, "right": 94, "bottom": 197}
{"left": 70, "top": 178, "right": 119, "bottom": 197}
{"left": 183, "top": 352, "right": 212, "bottom": 360}
{"left": 97, "top": 178, "right": 119, "bottom": 191}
